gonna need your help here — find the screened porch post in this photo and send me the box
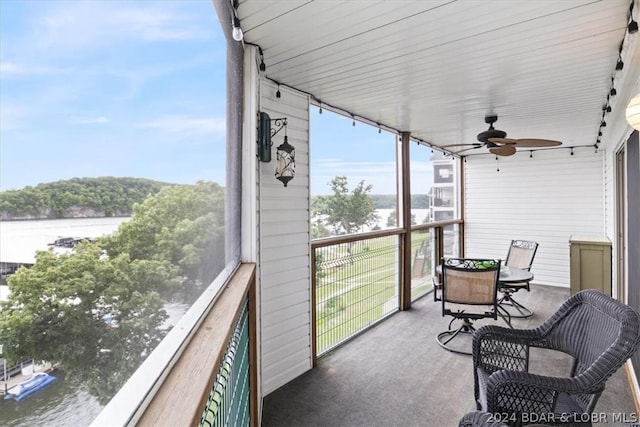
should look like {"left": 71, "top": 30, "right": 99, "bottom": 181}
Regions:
{"left": 400, "top": 131, "right": 412, "bottom": 310}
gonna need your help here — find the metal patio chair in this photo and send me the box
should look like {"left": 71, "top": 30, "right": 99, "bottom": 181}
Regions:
{"left": 498, "top": 240, "right": 538, "bottom": 318}
{"left": 473, "top": 289, "right": 640, "bottom": 426}
{"left": 437, "top": 258, "right": 501, "bottom": 355}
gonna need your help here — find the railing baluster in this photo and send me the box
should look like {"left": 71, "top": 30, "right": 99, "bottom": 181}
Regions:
{"left": 199, "top": 300, "right": 250, "bottom": 427}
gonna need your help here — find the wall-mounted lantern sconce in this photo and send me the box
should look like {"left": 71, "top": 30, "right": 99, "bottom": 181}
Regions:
{"left": 257, "top": 111, "right": 295, "bottom": 186}
{"left": 275, "top": 135, "right": 295, "bottom": 187}
{"left": 257, "top": 112, "right": 287, "bottom": 162}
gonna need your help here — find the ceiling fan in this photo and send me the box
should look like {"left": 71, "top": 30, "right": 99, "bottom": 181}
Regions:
{"left": 444, "top": 115, "right": 562, "bottom": 156}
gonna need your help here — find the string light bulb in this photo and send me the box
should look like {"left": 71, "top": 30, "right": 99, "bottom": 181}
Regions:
{"left": 232, "top": 16, "right": 243, "bottom": 41}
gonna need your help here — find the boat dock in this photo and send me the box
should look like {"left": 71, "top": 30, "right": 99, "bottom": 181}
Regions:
{"left": 1, "top": 361, "right": 54, "bottom": 396}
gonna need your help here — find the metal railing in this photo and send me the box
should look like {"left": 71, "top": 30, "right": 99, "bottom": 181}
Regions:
{"left": 314, "top": 231, "right": 401, "bottom": 355}
{"left": 200, "top": 299, "right": 251, "bottom": 427}
{"left": 312, "top": 220, "right": 462, "bottom": 358}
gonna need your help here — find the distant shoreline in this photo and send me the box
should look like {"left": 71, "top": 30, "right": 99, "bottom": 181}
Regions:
{"left": 0, "top": 215, "right": 132, "bottom": 222}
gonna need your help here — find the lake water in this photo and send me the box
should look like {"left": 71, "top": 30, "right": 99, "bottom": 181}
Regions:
{"left": 0, "top": 217, "right": 131, "bottom": 265}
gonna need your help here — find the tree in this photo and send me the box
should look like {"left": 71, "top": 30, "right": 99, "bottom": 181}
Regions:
{"left": 387, "top": 209, "right": 416, "bottom": 227}
{"left": 102, "top": 181, "right": 225, "bottom": 301}
{"left": 0, "top": 243, "right": 179, "bottom": 403}
{"left": 0, "top": 180, "right": 225, "bottom": 403}
{"left": 316, "top": 176, "right": 379, "bottom": 235}
{"left": 387, "top": 210, "right": 397, "bottom": 227}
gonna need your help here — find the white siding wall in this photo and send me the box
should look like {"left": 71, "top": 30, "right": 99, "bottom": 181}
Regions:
{"left": 258, "top": 80, "right": 312, "bottom": 395}
{"left": 464, "top": 148, "right": 605, "bottom": 287}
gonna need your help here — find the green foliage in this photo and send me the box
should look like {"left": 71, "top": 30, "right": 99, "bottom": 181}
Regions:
{"left": 322, "top": 296, "right": 344, "bottom": 318}
{"left": 103, "top": 181, "right": 225, "bottom": 301}
{"left": 0, "top": 177, "right": 168, "bottom": 219}
{"left": 315, "top": 176, "right": 379, "bottom": 235}
{"left": 386, "top": 210, "right": 416, "bottom": 227}
{"left": 0, "top": 243, "right": 179, "bottom": 403}
{"left": 0, "top": 180, "right": 225, "bottom": 403}
{"left": 386, "top": 210, "right": 397, "bottom": 227}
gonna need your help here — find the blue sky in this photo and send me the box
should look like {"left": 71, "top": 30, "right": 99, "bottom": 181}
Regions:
{"left": 0, "top": 0, "right": 432, "bottom": 195}
{"left": 0, "top": 0, "right": 226, "bottom": 191}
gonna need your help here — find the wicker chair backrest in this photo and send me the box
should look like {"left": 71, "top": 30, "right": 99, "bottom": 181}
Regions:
{"left": 540, "top": 290, "right": 640, "bottom": 382}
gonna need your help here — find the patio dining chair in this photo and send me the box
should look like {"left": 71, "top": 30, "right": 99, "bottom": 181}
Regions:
{"left": 498, "top": 240, "right": 538, "bottom": 318}
{"left": 437, "top": 257, "right": 501, "bottom": 355}
{"left": 472, "top": 289, "right": 640, "bottom": 426}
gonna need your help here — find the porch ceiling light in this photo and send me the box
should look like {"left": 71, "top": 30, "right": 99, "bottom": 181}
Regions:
{"left": 275, "top": 135, "right": 295, "bottom": 187}
{"left": 626, "top": 93, "right": 640, "bottom": 131}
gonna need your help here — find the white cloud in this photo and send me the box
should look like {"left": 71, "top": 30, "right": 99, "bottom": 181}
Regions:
{"left": 33, "top": 2, "right": 211, "bottom": 54}
{"left": 138, "top": 115, "right": 225, "bottom": 137}
{"left": 0, "top": 2, "right": 215, "bottom": 68}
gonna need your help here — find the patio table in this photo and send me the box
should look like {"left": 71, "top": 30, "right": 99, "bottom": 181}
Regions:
{"left": 435, "top": 265, "right": 533, "bottom": 283}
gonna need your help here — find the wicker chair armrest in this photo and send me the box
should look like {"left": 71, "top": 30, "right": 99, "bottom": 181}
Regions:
{"left": 486, "top": 370, "right": 603, "bottom": 415}
{"left": 473, "top": 325, "right": 544, "bottom": 373}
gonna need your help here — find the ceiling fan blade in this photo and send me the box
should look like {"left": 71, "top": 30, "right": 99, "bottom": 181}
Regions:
{"left": 511, "top": 138, "right": 562, "bottom": 147}
{"left": 452, "top": 145, "right": 484, "bottom": 155}
{"left": 489, "top": 145, "right": 516, "bottom": 156}
{"left": 487, "top": 137, "right": 517, "bottom": 145}
{"left": 440, "top": 143, "right": 483, "bottom": 149}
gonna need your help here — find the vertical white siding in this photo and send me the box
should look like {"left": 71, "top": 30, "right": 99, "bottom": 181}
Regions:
{"left": 258, "top": 80, "right": 312, "bottom": 394}
{"left": 464, "top": 148, "right": 604, "bottom": 287}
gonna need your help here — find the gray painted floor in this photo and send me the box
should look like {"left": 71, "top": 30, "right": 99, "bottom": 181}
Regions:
{"left": 262, "top": 285, "right": 637, "bottom": 427}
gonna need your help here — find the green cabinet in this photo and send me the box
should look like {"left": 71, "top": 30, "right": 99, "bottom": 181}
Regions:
{"left": 569, "top": 235, "right": 612, "bottom": 296}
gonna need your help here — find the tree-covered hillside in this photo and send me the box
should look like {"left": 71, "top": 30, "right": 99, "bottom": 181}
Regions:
{"left": 0, "top": 177, "right": 170, "bottom": 220}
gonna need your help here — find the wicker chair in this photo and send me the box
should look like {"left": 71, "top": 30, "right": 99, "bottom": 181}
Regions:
{"left": 473, "top": 289, "right": 640, "bottom": 426}
{"left": 498, "top": 240, "right": 538, "bottom": 318}
{"left": 436, "top": 258, "right": 501, "bottom": 355}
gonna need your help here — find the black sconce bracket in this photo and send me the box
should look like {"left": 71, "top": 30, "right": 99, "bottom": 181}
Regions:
{"left": 257, "top": 111, "right": 288, "bottom": 162}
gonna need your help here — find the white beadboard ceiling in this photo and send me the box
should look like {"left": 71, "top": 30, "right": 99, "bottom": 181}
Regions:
{"left": 237, "top": 0, "right": 638, "bottom": 152}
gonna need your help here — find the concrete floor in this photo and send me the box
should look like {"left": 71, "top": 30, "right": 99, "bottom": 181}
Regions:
{"left": 262, "top": 285, "right": 637, "bottom": 427}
